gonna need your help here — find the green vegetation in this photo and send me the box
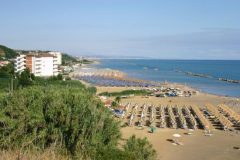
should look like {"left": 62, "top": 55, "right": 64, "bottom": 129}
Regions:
{"left": 80, "top": 59, "right": 93, "bottom": 64}
{"left": 99, "top": 89, "right": 153, "bottom": 97}
{"left": 62, "top": 53, "right": 77, "bottom": 65}
{"left": 0, "top": 80, "right": 156, "bottom": 159}
{"left": 16, "top": 68, "right": 35, "bottom": 87}
{"left": 0, "top": 64, "right": 66, "bottom": 92}
{"left": 0, "top": 82, "right": 119, "bottom": 159}
{"left": 111, "top": 101, "right": 118, "bottom": 108}
{"left": 124, "top": 135, "right": 157, "bottom": 160}
{"left": 62, "top": 53, "right": 94, "bottom": 65}
{"left": 0, "top": 63, "right": 14, "bottom": 78}
{"left": 110, "top": 96, "right": 121, "bottom": 109}
{"left": 0, "top": 63, "right": 15, "bottom": 92}
{"left": 115, "top": 96, "right": 121, "bottom": 103}
{"left": 0, "top": 45, "right": 18, "bottom": 59}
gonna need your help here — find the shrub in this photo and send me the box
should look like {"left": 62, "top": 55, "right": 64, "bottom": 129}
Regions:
{"left": 99, "top": 90, "right": 152, "bottom": 97}
{"left": 0, "top": 81, "right": 157, "bottom": 159}
{"left": 123, "top": 135, "right": 157, "bottom": 160}
{"left": 0, "top": 84, "right": 121, "bottom": 159}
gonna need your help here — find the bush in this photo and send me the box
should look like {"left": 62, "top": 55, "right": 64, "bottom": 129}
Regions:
{"left": 99, "top": 90, "right": 152, "bottom": 97}
{"left": 87, "top": 86, "right": 97, "bottom": 94}
{"left": 0, "top": 84, "right": 121, "bottom": 159}
{"left": 0, "top": 63, "right": 14, "bottom": 78}
{"left": 0, "top": 81, "right": 157, "bottom": 159}
{"left": 95, "top": 147, "right": 135, "bottom": 160}
{"left": 17, "top": 68, "right": 34, "bottom": 87}
{"left": 123, "top": 135, "right": 157, "bottom": 160}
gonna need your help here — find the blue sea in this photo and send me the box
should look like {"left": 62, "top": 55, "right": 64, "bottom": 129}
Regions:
{"left": 95, "top": 59, "right": 240, "bottom": 97}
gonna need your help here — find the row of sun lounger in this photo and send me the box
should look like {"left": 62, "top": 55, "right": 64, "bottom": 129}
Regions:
{"left": 205, "top": 104, "right": 233, "bottom": 130}
{"left": 158, "top": 106, "right": 165, "bottom": 128}
{"left": 191, "top": 105, "right": 212, "bottom": 129}
{"left": 121, "top": 103, "right": 239, "bottom": 131}
{"left": 217, "top": 104, "right": 240, "bottom": 125}
{"left": 183, "top": 106, "right": 197, "bottom": 129}
{"left": 78, "top": 76, "right": 156, "bottom": 87}
{"left": 124, "top": 104, "right": 206, "bottom": 129}
{"left": 177, "top": 107, "right": 188, "bottom": 129}
{"left": 168, "top": 107, "right": 177, "bottom": 129}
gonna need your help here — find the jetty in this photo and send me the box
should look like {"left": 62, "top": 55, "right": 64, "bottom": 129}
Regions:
{"left": 175, "top": 69, "right": 240, "bottom": 84}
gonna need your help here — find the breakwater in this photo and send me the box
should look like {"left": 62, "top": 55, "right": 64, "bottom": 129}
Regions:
{"left": 175, "top": 70, "right": 240, "bottom": 84}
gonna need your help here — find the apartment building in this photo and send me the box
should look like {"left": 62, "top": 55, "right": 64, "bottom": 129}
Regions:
{"left": 14, "top": 54, "right": 26, "bottom": 73}
{"left": 14, "top": 52, "right": 61, "bottom": 77}
{"left": 49, "top": 51, "right": 62, "bottom": 65}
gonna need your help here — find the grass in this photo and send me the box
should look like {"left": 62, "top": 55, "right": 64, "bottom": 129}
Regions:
{"left": 99, "top": 89, "right": 153, "bottom": 97}
{"left": 0, "top": 148, "right": 68, "bottom": 160}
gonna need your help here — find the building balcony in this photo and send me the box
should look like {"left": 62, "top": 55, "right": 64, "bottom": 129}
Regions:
{"left": 17, "top": 62, "right": 25, "bottom": 65}
{"left": 15, "top": 64, "right": 25, "bottom": 69}
{"left": 53, "top": 69, "right": 59, "bottom": 72}
{"left": 15, "top": 59, "right": 25, "bottom": 64}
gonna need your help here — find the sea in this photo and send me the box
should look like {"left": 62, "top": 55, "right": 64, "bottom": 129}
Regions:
{"left": 94, "top": 59, "right": 240, "bottom": 97}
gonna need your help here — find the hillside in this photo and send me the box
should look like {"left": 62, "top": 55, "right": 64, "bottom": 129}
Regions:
{"left": 62, "top": 53, "right": 78, "bottom": 64}
{"left": 0, "top": 45, "right": 18, "bottom": 59}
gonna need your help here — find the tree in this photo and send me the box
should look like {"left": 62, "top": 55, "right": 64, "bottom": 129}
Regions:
{"left": 111, "top": 101, "right": 118, "bottom": 108}
{"left": 123, "top": 135, "right": 157, "bottom": 160}
{"left": 18, "top": 68, "right": 33, "bottom": 87}
{"left": 0, "top": 63, "right": 14, "bottom": 78}
{"left": 57, "top": 74, "right": 63, "bottom": 80}
{"left": 115, "top": 96, "right": 121, "bottom": 104}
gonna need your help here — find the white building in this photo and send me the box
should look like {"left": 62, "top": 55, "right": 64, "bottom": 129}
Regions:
{"left": 14, "top": 54, "right": 26, "bottom": 73}
{"left": 31, "top": 54, "right": 59, "bottom": 76}
{"left": 49, "top": 51, "right": 62, "bottom": 65}
{"left": 14, "top": 53, "right": 61, "bottom": 77}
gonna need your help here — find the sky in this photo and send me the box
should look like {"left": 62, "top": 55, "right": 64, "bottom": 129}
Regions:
{"left": 0, "top": 0, "right": 240, "bottom": 59}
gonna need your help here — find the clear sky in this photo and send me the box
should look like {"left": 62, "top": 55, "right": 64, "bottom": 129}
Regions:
{"left": 1, "top": 0, "right": 240, "bottom": 59}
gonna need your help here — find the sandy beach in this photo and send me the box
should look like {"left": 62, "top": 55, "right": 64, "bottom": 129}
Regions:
{"left": 96, "top": 86, "right": 240, "bottom": 160}
{"left": 121, "top": 127, "right": 240, "bottom": 160}
{"left": 97, "top": 86, "right": 240, "bottom": 112}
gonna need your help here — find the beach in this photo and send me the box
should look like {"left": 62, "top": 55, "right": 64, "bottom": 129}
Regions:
{"left": 96, "top": 86, "right": 239, "bottom": 109}
{"left": 72, "top": 60, "right": 240, "bottom": 160}
{"left": 97, "top": 87, "right": 240, "bottom": 160}
{"left": 121, "top": 128, "right": 240, "bottom": 160}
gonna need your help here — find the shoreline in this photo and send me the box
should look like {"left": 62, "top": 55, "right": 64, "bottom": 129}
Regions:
{"left": 71, "top": 61, "right": 239, "bottom": 99}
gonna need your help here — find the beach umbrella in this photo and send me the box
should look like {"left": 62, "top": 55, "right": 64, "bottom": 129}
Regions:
{"left": 173, "top": 134, "right": 182, "bottom": 144}
{"left": 173, "top": 134, "right": 181, "bottom": 138}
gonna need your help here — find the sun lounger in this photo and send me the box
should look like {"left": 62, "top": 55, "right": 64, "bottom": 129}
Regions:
{"left": 206, "top": 104, "right": 233, "bottom": 130}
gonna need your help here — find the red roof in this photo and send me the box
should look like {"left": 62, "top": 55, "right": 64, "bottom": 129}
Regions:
{"left": 104, "top": 100, "right": 112, "bottom": 106}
